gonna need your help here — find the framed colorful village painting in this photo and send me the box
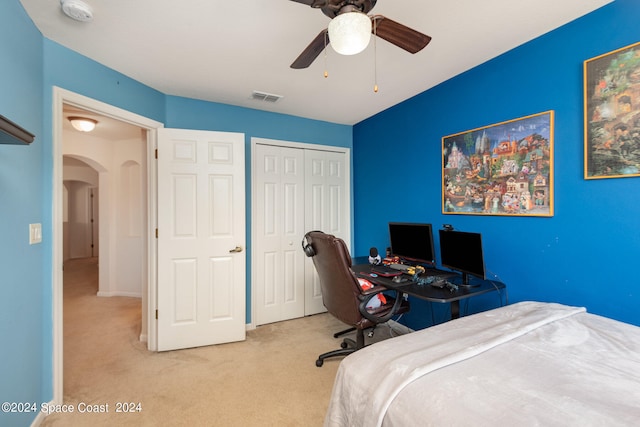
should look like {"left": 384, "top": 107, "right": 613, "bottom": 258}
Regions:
{"left": 442, "top": 111, "right": 554, "bottom": 217}
{"left": 584, "top": 41, "right": 640, "bottom": 179}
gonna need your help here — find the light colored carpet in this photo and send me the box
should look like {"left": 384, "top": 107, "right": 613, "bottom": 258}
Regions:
{"left": 41, "top": 257, "right": 407, "bottom": 427}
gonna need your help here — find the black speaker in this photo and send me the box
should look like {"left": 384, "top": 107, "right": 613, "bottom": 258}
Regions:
{"left": 302, "top": 231, "right": 322, "bottom": 257}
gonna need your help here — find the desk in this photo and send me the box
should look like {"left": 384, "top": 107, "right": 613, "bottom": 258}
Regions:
{"left": 351, "top": 263, "right": 506, "bottom": 320}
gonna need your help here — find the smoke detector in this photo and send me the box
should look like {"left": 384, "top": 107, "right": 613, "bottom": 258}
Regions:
{"left": 61, "top": 0, "right": 94, "bottom": 22}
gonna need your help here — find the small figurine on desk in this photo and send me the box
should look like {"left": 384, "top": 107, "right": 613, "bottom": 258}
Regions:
{"left": 445, "top": 281, "right": 458, "bottom": 292}
{"left": 413, "top": 274, "right": 432, "bottom": 286}
{"left": 428, "top": 278, "right": 458, "bottom": 292}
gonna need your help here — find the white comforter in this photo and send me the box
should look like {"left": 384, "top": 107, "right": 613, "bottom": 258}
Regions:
{"left": 324, "top": 301, "right": 640, "bottom": 426}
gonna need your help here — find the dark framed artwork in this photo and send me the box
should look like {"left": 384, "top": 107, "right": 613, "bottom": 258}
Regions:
{"left": 442, "top": 111, "right": 554, "bottom": 217}
{"left": 585, "top": 41, "right": 640, "bottom": 179}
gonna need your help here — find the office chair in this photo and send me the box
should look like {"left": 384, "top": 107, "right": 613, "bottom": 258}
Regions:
{"left": 303, "top": 231, "right": 410, "bottom": 367}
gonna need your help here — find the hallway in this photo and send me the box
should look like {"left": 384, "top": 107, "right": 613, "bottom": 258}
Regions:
{"left": 62, "top": 257, "right": 142, "bottom": 402}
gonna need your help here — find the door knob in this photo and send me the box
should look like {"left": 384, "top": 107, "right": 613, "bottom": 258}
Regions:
{"left": 229, "top": 246, "right": 243, "bottom": 253}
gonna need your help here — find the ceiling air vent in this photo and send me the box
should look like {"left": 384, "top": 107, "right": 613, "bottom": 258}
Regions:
{"left": 251, "top": 91, "right": 283, "bottom": 103}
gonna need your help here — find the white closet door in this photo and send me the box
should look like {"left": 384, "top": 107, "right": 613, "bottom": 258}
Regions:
{"left": 254, "top": 144, "right": 306, "bottom": 324}
{"left": 304, "top": 149, "right": 350, "bottom": 316}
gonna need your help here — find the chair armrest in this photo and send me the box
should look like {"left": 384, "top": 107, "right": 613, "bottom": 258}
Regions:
{"left": 360, "top": 284, "right": 388, "bottom": 296}
{"left": 357, "top": 287, "right": 404, "bottom": 324}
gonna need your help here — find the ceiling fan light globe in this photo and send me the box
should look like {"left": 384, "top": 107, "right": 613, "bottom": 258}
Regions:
{"left": 328, "top": 12, "right": 372, "bottom": 56}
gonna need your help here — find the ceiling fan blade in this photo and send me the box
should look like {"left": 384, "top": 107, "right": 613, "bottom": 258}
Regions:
{"left": 290, "top": 29, "right": 329, "bottom": 69}
{"left": 289, "top": 0, "right": 328, "bottom": 7}
{"left": 372, "top": 15, "right": 431, "bottom": 54}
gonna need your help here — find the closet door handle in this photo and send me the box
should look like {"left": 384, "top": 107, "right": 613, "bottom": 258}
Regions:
{"left": 229, "top": 246, "right": 243, "bottom": 253}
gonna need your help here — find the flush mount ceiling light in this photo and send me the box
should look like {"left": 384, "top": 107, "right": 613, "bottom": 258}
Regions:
{"left": 68, "top": 117, "right": 98, "bottom": 132}
{"left": 60, "top": 0, "right": 94, "bottom": 22}
{"left": 328, "top": 11, "right": 372, "bottom": 55}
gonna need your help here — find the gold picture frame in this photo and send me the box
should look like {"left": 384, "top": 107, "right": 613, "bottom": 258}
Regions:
{"left": 584, "top": 41, "right": 640, "bottom": 179}
{"left": 442, "top": 111, "right": 554, "bottom": 217}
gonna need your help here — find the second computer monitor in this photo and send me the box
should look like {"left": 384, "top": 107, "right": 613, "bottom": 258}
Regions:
{"left": 388, "top": 222, "right": 436, "bottom": 266}
{"left": 438, "top": 229, "right": 486, "bottom": 285}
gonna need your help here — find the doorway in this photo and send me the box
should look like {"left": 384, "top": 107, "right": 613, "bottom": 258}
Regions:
{"left": 63, "top": 169, "right": 99, "bottom": 262}
{"left": 62, "top": 105, "right": 148, "bottom": 299}
{"left": 52, "top": 87, "right": 164, "bottom": 403}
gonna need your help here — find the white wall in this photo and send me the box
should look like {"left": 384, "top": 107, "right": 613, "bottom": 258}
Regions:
{"left": 63, "top": 130, "right": 146, "bottom": 298}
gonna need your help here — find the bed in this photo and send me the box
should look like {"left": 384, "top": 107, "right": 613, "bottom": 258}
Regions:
{"left": 324, "top": 301, "right": 640, "bottom": 426}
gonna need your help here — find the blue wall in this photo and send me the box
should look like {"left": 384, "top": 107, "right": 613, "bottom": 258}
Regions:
{"left": 3, "top": 0, "right": 638, "bottom": 424}
{"left": 353, "top": 0, "right": 640, "bottom": 329}
{"left": 0, "top": 2, "right": 44, "bottom": 427}
{"left": 2, "top": 1, "right": 351, "bottom": 425}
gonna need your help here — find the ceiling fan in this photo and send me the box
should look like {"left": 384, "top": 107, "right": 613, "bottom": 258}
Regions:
{"left": 290, "top": 0, "right": 432, "bottom": 69}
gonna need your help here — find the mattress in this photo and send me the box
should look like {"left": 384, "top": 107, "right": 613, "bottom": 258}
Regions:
{"left": 324, "top": 301, "right": 640, "bottom": 426}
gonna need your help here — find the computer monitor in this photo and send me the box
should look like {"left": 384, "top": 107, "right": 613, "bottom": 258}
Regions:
{"left": 388, "top": 222, "right": 436, "bottom": 266}
{"left": 438, "top": 229, "right": 486, "bottom": 286}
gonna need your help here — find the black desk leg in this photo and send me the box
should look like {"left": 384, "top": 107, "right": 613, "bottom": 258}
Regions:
{"left": 450, "top": 301, "right": 460, "bottom": 319}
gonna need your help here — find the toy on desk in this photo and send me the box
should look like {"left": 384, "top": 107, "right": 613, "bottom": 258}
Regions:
{"left": 413, "top": 275, "right": 432, "bottom": 286}
{"left": 411, "top": 273, "right": 428, "bottom": 284}
{"left": 433, "top": 279, "right": 458, "bottom": 292}
{"left": 418, "top": 276, "right": 459, "bottom": 293}
{"left": 382, "top": 256, "right": 400, "bottom": 265}
{"left": 405, "top": 265, "right": 425, "bottom": 276}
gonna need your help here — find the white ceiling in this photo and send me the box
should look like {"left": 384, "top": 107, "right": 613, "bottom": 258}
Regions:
{"left": 21, "top": 0, "right": 612, "bottom": 126}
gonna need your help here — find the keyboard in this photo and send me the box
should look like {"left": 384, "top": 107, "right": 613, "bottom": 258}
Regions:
{"left": 389, "top": 263, "right": 411, "bottom": 272}
{"left": 371, "top": 263, "right": 457, "bottom": 280}
{"left": 422, "top": 269, "right": 456, "bottom": 278}
{"left": 371, "top": 265, "right": 402, "bottom": 276}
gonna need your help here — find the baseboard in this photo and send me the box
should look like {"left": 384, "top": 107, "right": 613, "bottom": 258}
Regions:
{"left": 96, "top": 291, "right": 142, "bottom": 298}
{"left": 30, "top": 404, "right": 47, "bottom": 427}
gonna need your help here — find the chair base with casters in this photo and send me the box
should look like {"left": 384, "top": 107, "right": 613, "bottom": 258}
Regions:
{"left": 314, "top": 299, "right": 406, "bottom": 367}
{"left": 317, "top": 325, "right": 381, "bottom": 367}
{"left": 333, "top": 326, "right": 356, "bottom": 338}
{"left": 316, "top": 328, "right": 365, "bottom": 367}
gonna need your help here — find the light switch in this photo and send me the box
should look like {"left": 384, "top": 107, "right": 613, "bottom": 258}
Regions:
{"left": 29, "top": 223, "right": 42, "bottom": 245}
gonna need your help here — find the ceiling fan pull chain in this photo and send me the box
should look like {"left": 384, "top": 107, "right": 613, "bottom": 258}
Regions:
{"left": 373, "top": 17, "right": 379, "bottom": 93}
{"left": 324, "top": 31, "right": 329, "bottom": 78}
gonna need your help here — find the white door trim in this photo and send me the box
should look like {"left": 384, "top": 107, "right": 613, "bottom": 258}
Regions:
{"left": 52, "top": 87, "right": 164, "bottom": 404}
{"left": 250, "top": 137, "right": 352, "bottom": 329}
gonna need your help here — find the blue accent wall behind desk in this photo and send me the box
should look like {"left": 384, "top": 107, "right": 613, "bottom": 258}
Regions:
{"left": 353, "top": 0, "right": 640, "bottom": 330}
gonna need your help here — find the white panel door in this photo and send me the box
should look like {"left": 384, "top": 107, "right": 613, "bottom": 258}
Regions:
{"left": 304, "top": 150, "right": 350, "bottom": 315}
{"left": 157, "top": 129, "right": 245, "bottom": 351}
{"left": 254, "top": 144, "right": 306, "bottom": 325}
